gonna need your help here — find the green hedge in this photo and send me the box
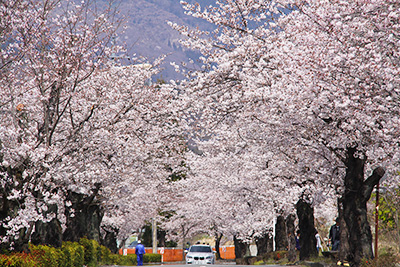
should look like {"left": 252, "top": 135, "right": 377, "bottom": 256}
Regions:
{"left": 110, "top": 254, "right": 137, "bottom": 265}
{"left": 0, "top": 240, "right": 161, "bottom": 267}
{"left": 61, "top": 242, "right": 85, "bottom": 267}
{"left": 108, "top": 253, "right": 161, "bottom": 266}
{"left": 144, "top": 253, "right": 162, "bottom": 263}
{"left": 78, "top": 238, "right": 101, "bottom": 267}
{"left": 0, "top": 253, "right": 37, "bottom": 267}
{"left": 29, "top": 244, "right": 64, "bottom": 267}
{"left": 99, "top": 244, "right": 113, "bottom": 265}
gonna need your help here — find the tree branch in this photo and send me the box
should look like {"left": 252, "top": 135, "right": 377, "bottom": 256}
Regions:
{"left": 362, "top": 166, "right": 385, "bottom": 202}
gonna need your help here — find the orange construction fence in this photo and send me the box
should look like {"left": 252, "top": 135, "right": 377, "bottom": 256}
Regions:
{"left": 218, "top": 246, "right": 235, "bottom": 260}
{"left": 119, "top": 246, "right": 235, "bottom": 262}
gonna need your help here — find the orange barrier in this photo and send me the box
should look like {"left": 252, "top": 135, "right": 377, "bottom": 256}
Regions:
{"left": 119, "top": 247, "right": 183, "bottom": 262}
{"left": 119, "top": 246, "right": 235, "bottom": 261}
{"left": 158, "top": 247, "right": 184, "bottom": 262}
{"left": 119, "top": 248, "right": 135, "bottom": 255}
{"left": 219, "top": 246, "right": 235, "bottom": 260}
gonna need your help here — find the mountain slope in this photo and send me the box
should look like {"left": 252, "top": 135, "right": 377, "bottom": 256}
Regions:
{"left": 115, "top": 0, "right": 216, "bottom": 80}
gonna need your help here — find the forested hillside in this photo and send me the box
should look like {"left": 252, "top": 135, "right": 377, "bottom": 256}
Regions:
{"left": 115, "top": 0, "right": 216, "bottom": 79}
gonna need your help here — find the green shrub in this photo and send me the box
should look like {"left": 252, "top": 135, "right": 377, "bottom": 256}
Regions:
{"left": 79, "top": 238, "right": 101, "bottom": 267}
{"left": 110, "top": 254, "right": 137, "bottom": 265}
{"left": 99, "top": 245, "right": 113, "bottom": 265}
{"left": 30, "top": 244, "right": 64, "bottom": 267}
{"left": 0, "top": 253, "right": 37, "bottom": 267}
{"left": 144, "top": 253, "right": 162, "bottom": 263}
{"left": 30, "top": 241, "right": 88, "bottom": 267}
{"left": 61, "top": 245, "right": 73, "bottom": 267}
{"left": 62, "top": 242, "right": 85, "bottom": 267}
{"left": 106, "top": 252, "right": 161, "bottom": 266}
{"left": 108, "top": 254, "right": 121, "bottom": 265}
{"left": 0, "top": 239, "right": 161, "bottom": 267}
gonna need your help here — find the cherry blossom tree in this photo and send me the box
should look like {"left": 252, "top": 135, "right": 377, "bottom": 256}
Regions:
{"left": 160, "top": 134, "right": 306, "bottom": 256}
{"left": 1, "top": 0, "right": 118, "bottom": 250}
{"left": 168, "top": 0, "right": 400, "bottom": 264}
{"left": 0, "top": 0, "right": 186, "bottom": 251}
{"left": 87, "top": 63, "right": 188, "bottom": 245}
{"left": 277, "top": 1, "right": 400, "bottom": 263}
{"left": 166, "top": 0, "right": 338, "bottom": 256}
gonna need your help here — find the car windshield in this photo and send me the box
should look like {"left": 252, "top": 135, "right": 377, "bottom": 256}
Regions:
{"left": 190, "top": 246, "right": 212, "bottom": 253}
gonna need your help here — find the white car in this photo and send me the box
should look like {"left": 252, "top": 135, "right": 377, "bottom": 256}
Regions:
{"left": 185, "top": 244, "right": 216, "bottom": 264}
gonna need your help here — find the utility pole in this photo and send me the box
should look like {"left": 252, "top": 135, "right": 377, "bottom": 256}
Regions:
{"left": 152, "top": 218, "right": 157, "bottom": 254}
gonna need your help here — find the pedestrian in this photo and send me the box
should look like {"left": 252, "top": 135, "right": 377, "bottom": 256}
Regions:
{"left": 135, "top": 240, "right": 146, "bottom": 266}
{"left": 295, "top": 230, "right": 300, "bottom": 251}
{"left": 329, "top": 217, "right": 340, "bottom": 251}
{"left": 315, "top": 229, "right": 322, "bottom": 254}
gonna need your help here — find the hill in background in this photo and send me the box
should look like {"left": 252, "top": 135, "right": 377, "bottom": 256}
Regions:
{"left": 114, "top": 0, "right": 216, "bottom": 80}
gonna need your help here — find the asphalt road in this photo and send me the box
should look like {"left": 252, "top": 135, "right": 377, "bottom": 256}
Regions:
{"left": 101, "top": 264, "right": 300, "bottom": 267}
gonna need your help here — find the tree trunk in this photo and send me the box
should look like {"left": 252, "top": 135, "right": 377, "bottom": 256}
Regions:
{"left": 340, "top": 146, "right": 385, "bottom": 265}
{"left": 181, "top": 224, "right": 188, "bottom": 261}
{"left": 141, "top": 224, "right": 152, "bottom": 247}
{"left": 256, "top": 228, "right": 273, "bottom": 256}
{"left": 275, "top": 215, "right": 288, "bottom": 251}
{"left": 63, "top": 184, "right": 103, "bottom": 243}
{"left": 31, "top": 219, "right": 62, "bottom": 248}
{"left": 296, "top": 199, "right": 317, "bottom": 260}
{"left": 182, "top": 237, "right": 186, "bottom": 261}
{"left": 102, "top": 227, "right": 119, "bottom": 253}
{"left": 158, "top": 229, "right": 166, "bottom": 247}
{"left": 267, "top": 233, "right": 273, "bottom": 253}
{"left": 0, "top": 165, "right": 32, "bottom": 252}
{"left": 215, "top": 232, "right": 223, "bottom": 260}
{"left": 286, "top": 214, "right": 297, "bottom": 262}
{"left": 30, "top": 202, "right": 63, "bottom": 248}
{"left": 234, "top": 235, "right": 247, "bottom": 259}
{"left": 337, "top": 198, "right": 350, "bottom": 262}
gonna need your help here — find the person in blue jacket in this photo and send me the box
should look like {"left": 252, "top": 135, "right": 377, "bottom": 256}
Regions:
{"left": 295, "top": 230, "right": 300, "bottom": 251}
{"left": 135, "top": 240, "right": 146, "bottom": 266}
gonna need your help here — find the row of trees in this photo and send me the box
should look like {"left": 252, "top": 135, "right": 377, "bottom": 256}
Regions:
{"left": 1, "top": 0, "right": 399, "bottom": 266}
{"left": 160, "top": 0, "right": 400, "bottom": 266}
{"left": 0, "top": 0, "right": 185, "bottom": 253}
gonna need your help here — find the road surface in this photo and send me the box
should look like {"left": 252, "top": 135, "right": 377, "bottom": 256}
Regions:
{"left": 101, "top": 264, "right": 301, "bottom": 267}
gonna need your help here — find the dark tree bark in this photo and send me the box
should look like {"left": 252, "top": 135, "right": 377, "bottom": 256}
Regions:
{"left": 63, "top": 184, "right": 103, "bottom": 243}
{"left": 102, "top": 227, "right": 119, "bottom": 253}
{"left": 234, "top": 235, "right": 247, "bottom": 259}
{"left": 30, "top": 201, "right": 63, "bottom": 248}
{"left": 0, "top": 165, "right": 33, "bottom": 252}
{"left": 296, "top": 199, "right": 317, "bottom": 260}
{"left": 13, "top": 225, "right": 32, "bottom": 253}
{"left": 286, "top": 214, "right": 297, "bottom": 262}
{"left": 275, "top": 215, "right": 288, "bottom": 251}
{"left": 157, "top": 229, "right": 166, "bottom": 247}
{"left": 141, "top": 224, "right": 152, "bottom": 247}
{"left": 0, "top": 182, "right": 19, "bottom": 251}
{"left": 337, "top": 199, "right": 350, "bottom": 262}
{"left": 31, "top": 219, "right": 62, "bottom": 247}
{"left": 339, "top": 146, "right": 385, "bottom": 266}
{"left": 256, "top": 228, "right": 273, "bottom": 256}
{"left": 267, "top": 233, "right": 273, "bottom": 253}
{"left": 215, "top": 232, "right": 223, "bottom": 259}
